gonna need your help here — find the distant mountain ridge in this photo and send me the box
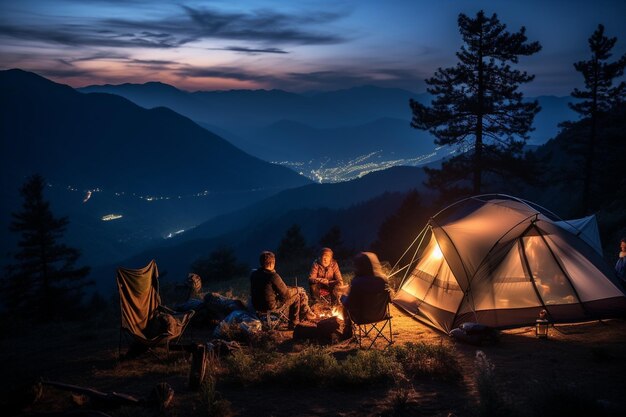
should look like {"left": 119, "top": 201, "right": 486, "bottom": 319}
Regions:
{"left": 1, "top": 69, "right": 309, "bottom": 195}
{"left": 79, "top": 81, "right": 577, "bottom": 181}
{"left": 80, "top": 83, "right": 422, "bottom": 132}
{"left": 0, "top": 69, "right": 310, "bottom": 267}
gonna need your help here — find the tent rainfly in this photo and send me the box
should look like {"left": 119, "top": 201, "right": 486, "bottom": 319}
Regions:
{"left": 393, "top": 195, "right": 626, "bottom": 333}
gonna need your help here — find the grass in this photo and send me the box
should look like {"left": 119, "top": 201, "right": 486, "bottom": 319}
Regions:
{"left": 276, "top": 345, "right": 340, "bottom": 386}
{"left": 196, "top": 374, "right": 233, "bottom": 417}
{"left": 474, "top": 350, "right": 514, "bottom": 417}
{"left": 336, "top": 349, "right": 403, "bottom": 386}
{"left": 221, "top": 342, "right": 461, "bottom": 390}
{"left": 392, "top": 341, "right": 462, "bottom": 382}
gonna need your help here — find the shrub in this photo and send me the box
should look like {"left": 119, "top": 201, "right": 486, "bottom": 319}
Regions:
{"left": 224, "top": 349, "right": 263, "bottom": 386}
{"left": 474, "top": 350, "right": 513, "bottom": 417}
{"left": 275, "top": 346, "right": 339, "bottom": 386}
{"left": 392, "top": 342, "right": 462, "bottom": 382}
{"left": 336, "top": 349, "right": 402, "bottom": 386}
{"left": 196, "top": 374, "right": 233, "bottom": 417}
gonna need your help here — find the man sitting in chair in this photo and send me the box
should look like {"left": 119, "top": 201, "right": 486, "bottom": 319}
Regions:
{"left": 250, "top": 251, "right": 316, "bottom": 328}
{"left": 340, "top": 252, "right": 391, "bottom": 340}
{"left": 309, "top": 247, "right": 345, "bottom": 304}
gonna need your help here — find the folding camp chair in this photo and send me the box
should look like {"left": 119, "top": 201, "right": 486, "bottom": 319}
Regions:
{"left": 117, "top": 260, "right": 195, "bottom": 359}
{"left": 256, "top": 303, "right": 291, "bottom": 330}
{"left": 345, "top": 289, "right": 393, "bottom": 349}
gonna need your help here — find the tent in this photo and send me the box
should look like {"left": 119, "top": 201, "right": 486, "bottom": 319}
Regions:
{"left": 555, "top": 215, "right": 602, "bottom": 255}
{"left": 393, "top": 195, "right": 626, "bottom": 333}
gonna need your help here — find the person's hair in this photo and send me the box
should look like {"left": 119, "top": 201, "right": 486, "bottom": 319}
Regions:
{"left": 353, "top": 252, "right": 386, "bottom": 279}
{"left": 621, "top": 237, "right": 626, "bottom": 244}
{"left": 320, "top": 247, "right": 333, "bottom": 257}
{"left": 259, "top": 251, "right": 275, "bottom": 268}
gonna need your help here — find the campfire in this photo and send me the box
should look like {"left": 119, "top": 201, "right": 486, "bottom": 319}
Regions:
{"left": 318, "top": 305, "right": 344, "bottom": 321}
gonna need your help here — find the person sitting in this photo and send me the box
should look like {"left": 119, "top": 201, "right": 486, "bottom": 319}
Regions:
{"left": 309, "top": 247, "right": 345, "bottom": 304}
{"left": 340, "top": 252, "right": 391, "bottom": 338}
{"left": 616, "top": 237, "right": 626, "bottom": 286}
{"left": 250, "top": 251, "right": 316, "bottom": 328}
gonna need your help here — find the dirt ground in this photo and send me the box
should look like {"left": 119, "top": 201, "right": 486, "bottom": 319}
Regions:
{"left": 2, "top": 304, "right": 626, "bottom": 417}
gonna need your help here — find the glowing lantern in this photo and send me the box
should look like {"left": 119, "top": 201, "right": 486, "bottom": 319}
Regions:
{"left": 535, "top": 309, "right": 549, "bottom": 339}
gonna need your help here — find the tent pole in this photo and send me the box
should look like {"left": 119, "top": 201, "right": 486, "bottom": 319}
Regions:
{"left": 393, "top": 225, "right": 429, "bottom": 288}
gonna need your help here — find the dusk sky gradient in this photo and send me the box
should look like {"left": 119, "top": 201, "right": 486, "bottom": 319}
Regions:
{"left": 1, "top": 0, "right": 625, "bottom": 95}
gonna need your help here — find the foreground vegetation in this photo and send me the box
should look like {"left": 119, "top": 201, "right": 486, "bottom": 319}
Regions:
{"left": 2, "top": 296, "right": 626, "bottom": 417}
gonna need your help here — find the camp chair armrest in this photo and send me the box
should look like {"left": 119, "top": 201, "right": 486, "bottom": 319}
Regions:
{"left": 158, "top": 305, "right": 177, "bottom": 315}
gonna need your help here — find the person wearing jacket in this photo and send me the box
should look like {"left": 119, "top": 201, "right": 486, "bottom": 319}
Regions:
{"left": 616, "top": 237, "right": 626, "bottom": 285}
{"left": 309, "top": 247, "right": 344, "bottom": 304}
{"left": 340, "top": 252, "right": 391, "bottom": 339}
{"left": 250, "top": 251, "right": 315, "bottom": 328}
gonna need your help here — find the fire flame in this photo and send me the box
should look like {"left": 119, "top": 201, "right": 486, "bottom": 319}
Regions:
{"left": 316, "top": 306, "right": 345, "bottom": 320}
{"left": 331, "top": 306, "right": 344, "bottom": 321}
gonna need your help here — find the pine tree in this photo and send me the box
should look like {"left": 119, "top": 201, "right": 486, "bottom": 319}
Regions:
{"left": 191, "top": 246, "right": 249, "bottom": 282}
{"left": 410, "top": 10, "right": 541, "bottom": 196}
{"left": 562, "top": 24, "right": 626, "bottom": 215}
{"left": 318, "top": 225, "right": 349, "bottom": 260}
{"left": 276, "top": 224, "right": 311, "bottom": 278}
{"left": 371, "top": 190, "right": 430, "bottom": 264}
{"left": 3, "top": 174, "right": 91, "bottom": 319}
{"left": 277, "top": 224, "right": 310, "bottom": 262}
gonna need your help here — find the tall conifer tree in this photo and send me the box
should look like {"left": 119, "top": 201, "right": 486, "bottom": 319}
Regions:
{"left": 410, "top": 11, "right": 541, "bottom": 196}
{"left": 563, "top": 24, "right": 626, "bottom": 214}
{"left": 277, "top": 224, "right": 309, "bottom": 262}
{"left": 3, "top": 174, "right": 91, "bottom": 319}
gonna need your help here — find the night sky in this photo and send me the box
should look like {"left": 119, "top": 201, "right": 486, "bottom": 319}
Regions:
{"left": 1, "top": 0, "right": 625, "bottom": 95}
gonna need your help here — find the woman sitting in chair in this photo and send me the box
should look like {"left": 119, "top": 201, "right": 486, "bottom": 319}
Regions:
{"left": 340, "top": 252, "right": 391, "bottom": 339}
{"left": 309, "top": 247, "right": 344, "bottom": 304}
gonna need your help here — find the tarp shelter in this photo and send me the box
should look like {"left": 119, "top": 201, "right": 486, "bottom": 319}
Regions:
{"left": 393, "top": 195, "right": 626, "bottom": 333}
{"left": 117, "top": 260, "right": 194, "bottom": 354}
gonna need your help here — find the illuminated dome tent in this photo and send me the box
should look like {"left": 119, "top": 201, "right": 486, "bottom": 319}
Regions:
{"left": 393, "top": 195, "right": 626, "bottom": 333}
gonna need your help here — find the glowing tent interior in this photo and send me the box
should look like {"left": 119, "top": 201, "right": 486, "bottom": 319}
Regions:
{"left": 393, "top": 195, "right": 626, "bottom": 333}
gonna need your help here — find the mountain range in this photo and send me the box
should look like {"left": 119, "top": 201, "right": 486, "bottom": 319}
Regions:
{"left": 0, "top": 69, "right": 310, "bottom": 267}
{"left": 90, "top": 165, "right": 431, "bottom": 293}
{"left": 79, "top": 82, "right": 578, "bottom": 181}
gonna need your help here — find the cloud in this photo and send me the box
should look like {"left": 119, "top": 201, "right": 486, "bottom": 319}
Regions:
{"left": 175, "top": 66, "right": 281, "bottom": 84}
{"left": 217, "top": 46, "right": 288, "bottom": 54}
{"left": 70, "top": 51, "right": 130, "bottom": 62}
{"left": 34, "top": 67, "right": 94, "bottom": 79}
{"left": 0, "top": 23, "right": 183, "bottom": 49}
{"left": 175, "top": 64, "right": 425, "bottom": 92}
{"left": 0, "top": 6, "right": 348, "bottom": 50}
{"left": 284, "top": 68, "right": 425, "bottom": 91}
{"left": 181, "top": 6, "right": 347, "bottom": 45}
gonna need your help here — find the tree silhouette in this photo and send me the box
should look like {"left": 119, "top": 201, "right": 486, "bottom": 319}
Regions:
{"left": 561, "top": 24, "right": 626, "bottom": 215}
{"left": 275, "top": 224, "right": 312, "bottom": 278}
{"left": 3, "top": 174, "right": 91, "bottom": 319}
{"left": 410, "top": 10, "right": 541, "bottom": 196}
{"left": 371, "top": 190, "right": 430, "bottom": 264}
{"left": 318, "top": 225, "right": 350, "bottom": 261}
{"left": 191, "top": 246, "right": 249, "bottom": 282}
{"left": 277, "top": 224, "right": 310, "bottom": 262}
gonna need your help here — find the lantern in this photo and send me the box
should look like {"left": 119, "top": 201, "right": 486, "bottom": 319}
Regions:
{"left": 535, "top": 309, "right": 549, "bottom": 339}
